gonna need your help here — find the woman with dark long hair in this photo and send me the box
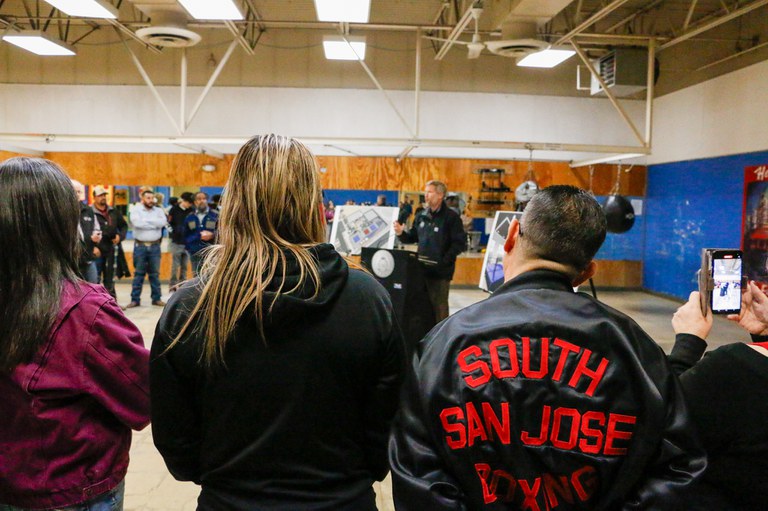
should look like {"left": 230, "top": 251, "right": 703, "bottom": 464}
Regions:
{"left": 151, "top": 134, "right": 406, "bottom": 510}
{"left": 0, "top": 157, "right": 150, "bottom": 510}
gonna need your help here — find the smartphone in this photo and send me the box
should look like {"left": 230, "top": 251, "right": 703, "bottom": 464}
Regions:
{"left": 710, "top": 249, "right": 742, "bottom": 315}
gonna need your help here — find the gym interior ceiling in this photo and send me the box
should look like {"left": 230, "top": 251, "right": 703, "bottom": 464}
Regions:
{"left": 0, "top": 0, "right": 766, "bottom": 157}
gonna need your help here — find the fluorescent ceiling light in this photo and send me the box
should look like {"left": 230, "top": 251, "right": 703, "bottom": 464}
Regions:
{"left": 178, "top": 0, "right": 243, "bottom": 20}
{"left": 42, "top": 0, "right": 118, "bottom": 19}
{"left": 314, "top": 0, "right": 371, "bottom": 22}
{"left": 323, "top": 36, "right": 366, "bottom": 60}
{"left": 517, "top": 47, "right": 576, "bottom": 68}
{"left": 3, "top": 31, "right": 75, "bottom": 56}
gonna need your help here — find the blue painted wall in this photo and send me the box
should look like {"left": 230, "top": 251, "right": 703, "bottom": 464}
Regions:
{"left": 643, "top": 150, "right": 768, "bottom": 299}
{"left": 594, "top": 195, "right": 645, "bottom": 261}
{"left": 323, "top": 189, "right": 399, "bottom": 207}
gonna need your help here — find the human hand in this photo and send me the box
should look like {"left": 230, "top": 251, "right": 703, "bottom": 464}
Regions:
{"left": 91, "top": 231, "right": 102, "bottom": 243}
{"left": 112, "top": 234, "right": 121, "bottom": 244}
{"left": 673, "top": 291, "right": 713, "bottom": 339}
{"left": 201, "top": 230, "right": 214, "bottom": 241}
{"left": 93, "top": 247, "right": 101, "bottom": 258}
{"left": 393, "top": 221, "right": 404, "bottom": 236}
{"left": 727, "top": 281, "right": 768, "bottom": 335}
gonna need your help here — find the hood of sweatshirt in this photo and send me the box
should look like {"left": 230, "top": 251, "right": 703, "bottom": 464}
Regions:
{"left": 260, "top": 243, "right": 348, "bottom": 325}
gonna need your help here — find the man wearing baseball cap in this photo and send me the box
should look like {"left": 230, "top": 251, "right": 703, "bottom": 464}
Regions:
{"left": 91, "top": 186, "right": 127, "bottom": 299}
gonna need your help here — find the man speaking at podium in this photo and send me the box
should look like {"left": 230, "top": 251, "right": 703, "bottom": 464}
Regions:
{"left": 394, "top": 180, "right": 466, "bottom": 322}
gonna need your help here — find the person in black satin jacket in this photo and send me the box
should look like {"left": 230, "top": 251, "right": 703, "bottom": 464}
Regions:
{"left": 389, "top": 185, "right": 705, "bottom": 510}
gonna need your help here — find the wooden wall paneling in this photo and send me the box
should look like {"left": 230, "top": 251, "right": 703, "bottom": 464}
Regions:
{"left": 591, "top": 260, "right": 642, "bottom": 287}
{"left": 41, "top": 152, "right": 646, "bottom": 197}
{"left": 0, "top": 150, "right": 29, "bottom": 160}
{"left": 451, "top": 258, "right": 641, "bottom": 287}
{"left": 45, "top": 152, "right": 233, "bottom": 186}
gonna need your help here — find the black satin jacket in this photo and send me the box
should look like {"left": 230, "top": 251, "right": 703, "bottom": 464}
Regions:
{"left": 389, "top": 270, "right": 705, "bottom": 510}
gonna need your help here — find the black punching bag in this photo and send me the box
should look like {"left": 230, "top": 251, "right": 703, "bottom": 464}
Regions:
{"left": 603, "top": 194, "right": 635, "bottom": 233}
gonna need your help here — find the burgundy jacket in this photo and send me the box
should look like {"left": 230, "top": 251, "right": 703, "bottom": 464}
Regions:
{"left": 0, "top": 281, "right": 150, "bottom": 509}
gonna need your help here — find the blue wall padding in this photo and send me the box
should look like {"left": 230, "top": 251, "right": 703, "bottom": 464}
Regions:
{"left": 200, "top": 186, "right": 225, "bottom": 199}
{"left": 323, "top": 189, "right": 399, "bottom": 207}
{"left": 643, "top": 150, "right": 768, "bottom": 299}
{"left": 594, "top": 195, "right": 645, "bottom": 261}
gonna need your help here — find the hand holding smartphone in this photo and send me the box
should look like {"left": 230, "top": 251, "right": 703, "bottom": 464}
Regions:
{"left": 698, "top": 249, "right": 743, "bottom": 315}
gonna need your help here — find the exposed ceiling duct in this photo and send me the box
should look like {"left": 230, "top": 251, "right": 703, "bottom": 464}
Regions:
{"left": 485, "top": 0, "right": 572, "bottom": 58}
{"left": 131, "top": 0, "right": 201, "bottom": 47}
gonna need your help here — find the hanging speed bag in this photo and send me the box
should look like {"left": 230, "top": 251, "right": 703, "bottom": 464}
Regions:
{"left": 603, "top": 194, "right": 635, "bottom": 233}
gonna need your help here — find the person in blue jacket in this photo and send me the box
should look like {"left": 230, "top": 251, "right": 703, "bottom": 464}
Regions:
{"left": 184, "top": 191, "right": 219, "bottom": 276}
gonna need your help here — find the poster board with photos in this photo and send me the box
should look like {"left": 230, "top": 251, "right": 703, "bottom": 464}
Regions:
{"left": 479, "top": 211, "right": 522, "bottom": 292}
{"left": 329, "top": 205, "right": 399, "bottom": 255}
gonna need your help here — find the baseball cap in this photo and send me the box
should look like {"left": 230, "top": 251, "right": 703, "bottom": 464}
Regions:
{"left": 92, "top": 185, "right": 108, "bottom": 196}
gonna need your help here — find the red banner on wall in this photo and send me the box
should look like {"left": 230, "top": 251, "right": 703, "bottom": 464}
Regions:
{"left": 743, "top": 164, "right": 768, "bottom": 290}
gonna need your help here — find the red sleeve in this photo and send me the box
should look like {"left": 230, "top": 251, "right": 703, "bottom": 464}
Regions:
{"left": 84, "top": 298, "right": 151, "bottom": 430}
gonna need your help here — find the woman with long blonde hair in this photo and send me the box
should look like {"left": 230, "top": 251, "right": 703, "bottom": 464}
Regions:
{"left": 150, "top": 135, "right": 405, "bottom": 510}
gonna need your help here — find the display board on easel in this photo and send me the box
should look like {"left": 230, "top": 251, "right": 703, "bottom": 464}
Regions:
{"left": 329, "top": 205, "right": 399, "bottom": 255}
{"left": 479, "top": 211, "right": 522, "bottom": 292}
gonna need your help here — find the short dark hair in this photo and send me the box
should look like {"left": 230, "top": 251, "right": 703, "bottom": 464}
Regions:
{"left": 520, "top": 185, "right": 606, "bottom": 273}
{"left": 180, "top": 192, "right": 195, "bottom": 203}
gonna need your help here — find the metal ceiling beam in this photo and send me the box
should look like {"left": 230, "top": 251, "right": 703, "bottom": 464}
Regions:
{"left": 118, "top": 31, "right": 180, "bottom": 133}
{"left": 0, "top": 132, "right": 650, "bottom": 157}
{"left": 570, "top": 152, "right": 646, "bottom": 167}
{"left": 173, "top": 144, "right": 225, "bottom": 159}
{"left": 571, "top": 40, "right": 647, "bottom": 147}
{"left": 224, "top": 19, "right": 255, "bottom": 55}
{"left": 604, "top": 0, "right": 665, "bottom": 33}
{"left": 571, "top": 32, "right": 665, "bottom": 44}
{"left": 697, "top": 38, "right": 768, "bottom": 71}
{"left": 107, "top": 17, "right": 161, "bottom": 54}
{"left": 0, "top": 142, "right": 43, "bottom": 156}
{"left": 683, "top": 0, "right": 699, "bottom": 31}
{"left": 341, "top": 33, "right": 415, "bottom": 138}
{"left": 186, "top": 39, "right": 239, "bottom": 129}
{"left": 180, "top": 48, "right": 187, "bottom": 132}
{"left": 554, "top": 0, "right": 634, "bottom": 46}
{"left": 434, "top": 1, "right": 477, "bottom": 60}
{"left": 659, "top": 0, "right": 768, "bottom": 51}
{"left": 414, "top": 28, "right": 422, "bottom": 138}
{"left": 1, "top": 16, "right": 454, "bottom": 33}
{"left": 396, "top": 145, "right": 415, "bottom": 162}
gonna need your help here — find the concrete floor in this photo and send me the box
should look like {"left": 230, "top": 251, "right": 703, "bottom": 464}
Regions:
{"left": 117, "top": 281, "right": 748, "bottom": 511}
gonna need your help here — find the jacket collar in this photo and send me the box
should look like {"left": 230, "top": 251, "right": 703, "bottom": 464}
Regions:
{"left": 426, "top": 201, "right": 446, "bottom": 218}
{"left": 493, "top": 269, "right": 575, "bottom": 296}
{"left": 50, "top": 280, "right": 94, "bottom": 334}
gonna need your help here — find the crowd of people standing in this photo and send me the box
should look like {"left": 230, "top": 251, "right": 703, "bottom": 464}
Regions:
{"left": 1, "top": 136, "right": 766, "bottom": 511}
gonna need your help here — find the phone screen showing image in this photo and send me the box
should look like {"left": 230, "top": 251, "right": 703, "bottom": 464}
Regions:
{"left": 711, "top": 250, "right": 743, "bottom": 314}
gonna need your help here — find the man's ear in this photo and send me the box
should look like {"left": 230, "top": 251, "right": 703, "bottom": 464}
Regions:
{"left": 503, "top": 218, "right": 520, "bottom": 254}
{"left": 573, "top": 261, "right": 597, "bottom": 287}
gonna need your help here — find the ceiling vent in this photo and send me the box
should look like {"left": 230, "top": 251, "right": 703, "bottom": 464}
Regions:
{"left": 484, "top": 19, "right": 548, "bottom": 58}
{"left": 590, "top": 48, "right": 648, "bottom": 97}
{"left": 135, "top": 8, "right": 201, "bottom": 47}
{"left": 485, "top": 38, "right": 547, "bottom": 57}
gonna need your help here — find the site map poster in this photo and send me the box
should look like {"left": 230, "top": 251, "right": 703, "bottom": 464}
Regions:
{"left": 329, "top": 205, "right": 399, "bottom": 256}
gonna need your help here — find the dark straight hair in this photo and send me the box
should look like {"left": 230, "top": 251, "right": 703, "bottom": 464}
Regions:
{"left": 0, "top": 157, "right": 81, "bottom": 372}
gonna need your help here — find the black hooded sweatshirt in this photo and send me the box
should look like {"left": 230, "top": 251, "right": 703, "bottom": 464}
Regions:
{"left": 150, "top": 244, "right": 406, "bottom": 510}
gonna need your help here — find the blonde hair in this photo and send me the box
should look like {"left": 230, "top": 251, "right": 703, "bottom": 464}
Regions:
{"left": 173, "top": 134, "right": 326, "bottom": 368}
